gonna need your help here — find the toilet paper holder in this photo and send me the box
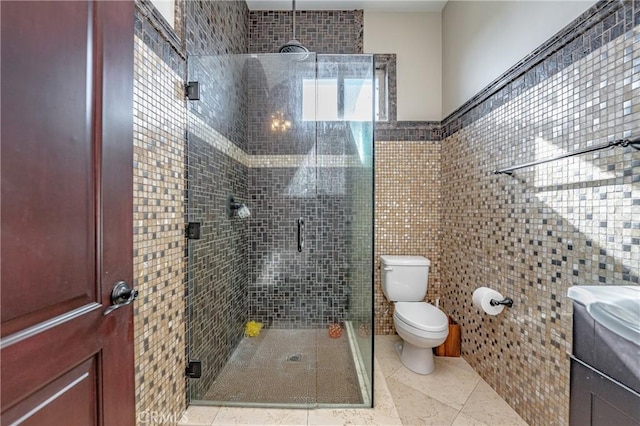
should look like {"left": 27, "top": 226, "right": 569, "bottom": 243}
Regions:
{"left": 490, "top": 297, "right": 513, "bottom": 308}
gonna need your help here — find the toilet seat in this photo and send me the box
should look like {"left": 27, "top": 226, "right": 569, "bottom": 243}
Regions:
{"left": 394, "top": 302, "right": 448, "bottom": 333}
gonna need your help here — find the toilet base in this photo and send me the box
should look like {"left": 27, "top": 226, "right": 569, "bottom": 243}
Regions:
{"left": 395, "top": 340, "right": 435, "bottom": 375}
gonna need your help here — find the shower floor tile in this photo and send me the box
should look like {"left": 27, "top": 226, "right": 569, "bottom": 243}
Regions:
{"left": 203, "top": 329, "right": 363, "bottom": 406}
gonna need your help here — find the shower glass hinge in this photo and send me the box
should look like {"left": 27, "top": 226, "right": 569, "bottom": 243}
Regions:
{"left": 185, "top": 222, "right": 201, "bottom": 239}
{"left": 186, "top": 360, "right": 202, "bottom": 378}
{"left": 185, "top": 81, "right": 200, "bottom": 100}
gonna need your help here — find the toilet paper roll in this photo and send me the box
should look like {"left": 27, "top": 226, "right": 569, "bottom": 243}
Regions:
{"left": 472, "top": 287, "right": 505, "bottom": 316}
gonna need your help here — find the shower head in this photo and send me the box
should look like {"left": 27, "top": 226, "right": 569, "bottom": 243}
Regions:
{"left": 278, "top": 0, "right": 309, "bottom": 61}
{"left": 279, "top": 39, "right": 309, "bottom": 61}
{"left": 279, "top": 39, "right": 308, "bottom": 54}
{"left": 279, "top": 41, "right": 309, "bottom": 62}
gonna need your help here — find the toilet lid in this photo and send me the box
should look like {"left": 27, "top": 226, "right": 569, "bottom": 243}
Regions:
{"left": 394, "top": 302, "right": 448, "bottom": 332}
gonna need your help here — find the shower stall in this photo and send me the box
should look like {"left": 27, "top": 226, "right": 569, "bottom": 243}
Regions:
{"left": 186, "top": 52, "right": 375, "bottom": 408}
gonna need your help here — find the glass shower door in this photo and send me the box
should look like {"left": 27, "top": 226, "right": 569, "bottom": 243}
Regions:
{"left": 315, "top": 54, "right": 375, "bottom": 404}
{"left": 243, "top": 54, "right": 325, "bottom": 406}
{"left": 247, "top": 53, "right": 318, "bottom": 330}
{"left": 186, "top": 52, "right": 320, "bottom": 405}
{"left": 186, "top": 52, "right": 374, "bottom": 408}
{"left": 186, "top": 53, "right": 255, "bottom": 402}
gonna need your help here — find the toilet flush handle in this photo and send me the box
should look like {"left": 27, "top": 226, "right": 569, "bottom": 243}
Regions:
{"left": 383, "top": 266, "right": 393, "bottom": 271}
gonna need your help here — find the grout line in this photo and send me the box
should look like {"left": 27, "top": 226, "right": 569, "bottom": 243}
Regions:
{"left": 458, "top": 378, "right": 482, "bottom": 419}
{"left": 449, "top": 411, "right": 464, "bottom": 426}
{"left": 385, "top": 364, "right": 403, "bottom": 379}
{"left": 208, "top": 406, "right": 219, "bottom": 426}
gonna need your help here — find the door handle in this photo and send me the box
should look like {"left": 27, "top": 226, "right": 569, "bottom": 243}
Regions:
{"left": 297, "top": 218, "right": 304, "bottom": 252}
{"left": 103, "top": 281, "right": 138, "bottom": 316}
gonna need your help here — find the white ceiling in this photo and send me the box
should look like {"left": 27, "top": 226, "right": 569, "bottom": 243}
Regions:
{"left": 245, "top": 1, "right": 447, "bottom": 12}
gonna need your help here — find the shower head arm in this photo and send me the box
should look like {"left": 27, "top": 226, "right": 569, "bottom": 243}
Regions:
{"left": 292, "top": 0, "right": 297, "bottom": 40}
{"left": 278, "top": 0, "right": 309, "bottom": 56}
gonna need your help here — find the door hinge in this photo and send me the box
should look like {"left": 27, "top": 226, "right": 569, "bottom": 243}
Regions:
{"left": 185, "top": 222, "right": 201, "bottom": 239}
{"left": 186, "top": 360, "right": 202, "bottom": 378}
{"left": 185, "top": 81, "right": 200, "bottom": 100}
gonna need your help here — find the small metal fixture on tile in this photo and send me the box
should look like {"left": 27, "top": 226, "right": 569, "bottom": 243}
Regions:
{"left": 297, "top": 217, "right": 304, "bottom": 252}
{"left": 186, "top": 360, "right": 202, "bottom": 378}
{"left": 185, "top": 81, "right": 200, "bottom": 100}
{"left": 227, "top": 195, "right": 251, "bottom": 218}
{"left": 185, "top": 222, "right": 201, "bottom": 239}
{"left": 490, "top": 297, "right": 513, "bottom": 308}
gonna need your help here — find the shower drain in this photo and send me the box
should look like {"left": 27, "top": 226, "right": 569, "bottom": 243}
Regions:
{"left": 286, "top": 354, "right": 303, "bottom": 362}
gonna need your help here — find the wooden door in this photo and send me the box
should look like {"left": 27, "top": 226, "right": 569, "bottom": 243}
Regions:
{"left": 1, "top": 1, "right": 135, "bottom": 424}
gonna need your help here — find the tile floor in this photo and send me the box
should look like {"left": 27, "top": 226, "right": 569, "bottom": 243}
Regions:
{"left": 181, "top": 335, "right": 528, "bottom": 425}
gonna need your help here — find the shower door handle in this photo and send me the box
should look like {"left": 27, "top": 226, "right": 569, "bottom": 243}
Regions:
{"left": 297, "top": 218, "right": 304, "bottom": 252}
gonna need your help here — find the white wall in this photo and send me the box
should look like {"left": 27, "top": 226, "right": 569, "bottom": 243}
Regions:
{"left": 442, "top": 1, "right": 594, "bottom": 118}
{"left": 150, "top": 0, "right": 175, "bottom": 29}
{"left": 364, "top": 12, "right": 442, "bottom": 121}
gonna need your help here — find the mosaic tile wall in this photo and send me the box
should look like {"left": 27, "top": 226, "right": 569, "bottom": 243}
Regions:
{"left": 440, "top": 23, "right": 640, "bottom": 426}
{"left": 186, "top": 0, "right": 248, "bottom": 55}
{"left": 246, "top": 53, "right": 374, "bottom": 328}
{"left": 440, "top": 0, "right": 639, "bottom": 138}
{"left": 373, "top": 141, "right": 442, "bottom": 334}
{"left": 132, "top": 19, "right": 187, "bottom": 422}
{"left": 186, "top": 1, "right": 249, "bottom": 149}
{"left": 185, "top": 57, "right": 250, "bottom": 400}
{"left": 249, "top": 10, "right": 364, "bottom": 54}
{"left": 247, "top": 165, "right": 373, "bottom": 328}
{"left": 186, "top": 133, "right": 249, "bottom": 399}
{"left": 369, "top": 3, "right": 640, "bottom": 424}
{"left": 248, "top": 166, "right": 322, "bottom": 328}
{"left": 375, "top": 121, "right": 442, "bottom": 142}
{"left": 246, "top": 55, "right": 317, "bottom": 156}
{"left": 135, "top": 0, "right": 185, "bottom": 76}
{"left": 347, "top": 163, "right": 375, "bottom": 331}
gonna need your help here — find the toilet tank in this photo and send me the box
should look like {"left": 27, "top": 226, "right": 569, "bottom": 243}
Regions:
{"left": 380, "top": 255, "right": 430, "bottom": 301}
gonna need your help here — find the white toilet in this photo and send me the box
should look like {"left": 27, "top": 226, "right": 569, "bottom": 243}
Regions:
{"left": 381, "top": 255, "right": 449, "bottom": 375}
